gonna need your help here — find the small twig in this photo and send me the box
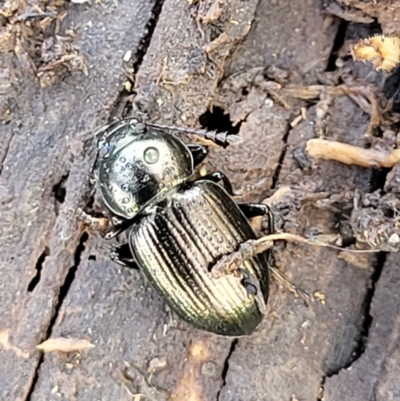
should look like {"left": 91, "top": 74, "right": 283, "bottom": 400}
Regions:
{"left": 15, "top": 12, "right": 56, "bottom": 22}
{"left": 212, "top": 232, "right": 379, "bottom": 279}
{"left": 306, "top": 138, "right": 400, "bottom": 168}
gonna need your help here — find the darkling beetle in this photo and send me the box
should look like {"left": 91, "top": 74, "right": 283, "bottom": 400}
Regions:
{"left": 93, "top": 117, "right": 279, "bottom": 337}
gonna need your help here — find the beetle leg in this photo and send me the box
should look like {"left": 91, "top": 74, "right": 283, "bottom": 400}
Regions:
{"left": 110, "top": 244, "right": 139, "bottom": 269}
{"left": 198, "top": 171, "right": 236, "bottom": 195}
{"left": 77, "top": 208, "right": 134, "bottom": 239}
{"left": 237, "top": 268, "right": 267, "bottom": 313}
{"left": 238, "top": 268, "right": 258, "bottom": 296}
{"left": 211, "top": 237, "right": 311, "bottom": 303}
{"left": 238, "top": 203, "right": 276, "bottom": 233}
{"left": 238, "top": 203, "right": 269, "bottom": 218}
{"left": 77, "top": 208, "right": 111, "bottom": 232}
{"left": 187, "top": 144, "right": 209, "bottom": 167}
{"left": 103, "top": 214, "right": 141, "bottom": 240}
{"left": 212, "top": 238, "right": 274, "bottom": 278}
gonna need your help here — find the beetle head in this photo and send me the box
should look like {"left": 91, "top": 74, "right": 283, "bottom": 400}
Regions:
{"left": 97, "top": 118, "right": 194, "bottom": 219}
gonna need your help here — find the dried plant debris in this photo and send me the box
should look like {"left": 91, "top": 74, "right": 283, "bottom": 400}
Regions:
{"left": 325, "top": 1, "right": 374, "bottom": 24}
{"left": 147, "top": 357, "right": 167, "bottom": 374}
{"left": 38, "top": 31, "right": 88, "bottom": 87}
{"left": 0, "top": 66, "right": 17, "bottom": 123}
{"left": 190, "top": 0, "right": 226, "bottom": 42}
{"left": 261, "top": 186, "right": 398, "bottom": 253}
{"left": 112, "top": 361, "right": 169, "bottom": 401}
{"left": 384, "top": 161, "right": 400, "bottom": 194}
{"left": 37, "top": 337, "right": 95, "bottom": 353}
{"left": 351, "top": 191, "right": 400, "bottom": 252}
{"left": 351, "top": 35, "right": 400, "bottom": 72}
{"left": 284, "top": 83, "right": 400, "bottom": 136}
{"left": 188, "top": 0, "right": 258, "bottom": 68}
{"left": 306, "top": 138, "right": 400, "bottom": 169}
{"left": 0, "top": 0, "right": 87, "bottom": 86}
{"left": 328, "top": 1, "right": 400, "bottom": 36}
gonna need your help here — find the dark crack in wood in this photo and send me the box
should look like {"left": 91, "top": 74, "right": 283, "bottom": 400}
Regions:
{"left": 25, "top": 232, "right": 89, "bottom": 401}
{"left": 325, "top": 18, "right": 348, "bottom": 72}
{"left": 27, "top": 248, "right": 50, "bottom": 292}
{"left": 216, "top": 339, "right": 238, "bottom": 401}
{"left": 327, "top": 252, "right": 387, "bottom": 377}
{"left": 271, "top": 124, "right": 291, "bottom": 189}
{"left": 110, "top": 0, "right": 166, "bottom": 119}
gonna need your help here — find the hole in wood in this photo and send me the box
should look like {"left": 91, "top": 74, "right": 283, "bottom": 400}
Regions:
{"left": 199, "top": 106, "right": 241, "bottom": 135}
{"left": 52, "top": 172, "right": 69, "bottom": 204}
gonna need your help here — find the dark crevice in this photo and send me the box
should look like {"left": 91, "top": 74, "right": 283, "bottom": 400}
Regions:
{"left": 199, "top": 107, "right": 241, "bottom": 135}
{"left": 52, "top": 172, "right": 69, "bottom": 204}
{"left": 25, "top": 233, "right": 89, "bottom": 401}
{"left": 270, "top": 124, "right": 291, "bottom": 189}
{"left": 27, "top": 248, "right": 50, "bottom": 292}
{"left": 344, "top": 20, "right": 382, "bottom": 42}
{"left": 352, "top": 252, "right": 387, "bottom": 360}
{"left": 110, "top": 0, "right": 165, "bottom": 119}
{"left": 326, "top": 19, "right": 348, "bottom": 72}
{"left": 383, "top": 66, "right": 400, "bottom": 112}
{"left": 369, "top": 167, "right": 390, "bottom": 193}
{"left": 88, "top": 254, "right": 96, "bottom": 261}
{"left": 85, "top": 192, "right": 95, "bottom": 212}
{"left": 327, "top": 251, "right": 387, "bottom": 377}
{"left": 216, "top": 339, "right": 238, "bottom": 401}
{"left": 51, "top": 232, "right": 89, "bottom": 329}
{"left": 132, "top": 0, "right": 165, "bottom": 75}
{"left": 110, "top": 87, "right": 134, "bottom": 120}
{"left": 340, "top": 235, "right": 356, "bottom": 248}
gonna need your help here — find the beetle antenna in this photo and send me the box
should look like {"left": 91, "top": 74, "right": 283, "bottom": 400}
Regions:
{"left": 144, "top": 122, "right": 242, "bottom": 146}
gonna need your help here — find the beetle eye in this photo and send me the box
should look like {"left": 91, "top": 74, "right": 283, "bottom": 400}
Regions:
{"left": 143, "top": 147, "right": 159, "bottom": 164}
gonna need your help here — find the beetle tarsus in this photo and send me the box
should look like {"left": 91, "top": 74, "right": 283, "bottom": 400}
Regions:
{"left": 238, "top": 268, "right": 258, "bottom": 295}
{"left": 110, "top": 244, "right": 139, "bottom": 269}
{"left": 77, "top": 208, "right": 110, "bottom": 232}
{"left": 237, "top": 268, "right": 267, "bottom": 313}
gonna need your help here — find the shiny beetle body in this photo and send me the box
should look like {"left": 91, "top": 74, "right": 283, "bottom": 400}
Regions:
{"left": 96, "top": 118, "right": 272, "bottom": 336}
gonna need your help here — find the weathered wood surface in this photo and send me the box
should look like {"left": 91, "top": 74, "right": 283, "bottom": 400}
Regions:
{"left": 325, "top": 252, "right": 400, "bottom": 401}
{"left": 1, "top": 0, "right": 400, "bottom": 400}
{"left": 0, "top": 0, "right": 157, "bottom": 399}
